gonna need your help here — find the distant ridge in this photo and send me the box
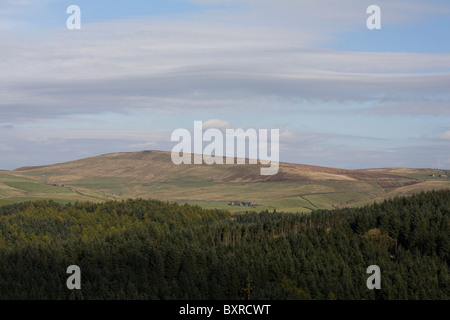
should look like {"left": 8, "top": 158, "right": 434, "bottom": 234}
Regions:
{"left": 1, "top": 150, "right": 449, "bottom": 212}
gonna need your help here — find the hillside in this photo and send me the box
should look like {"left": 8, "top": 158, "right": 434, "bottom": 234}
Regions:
{"left": 1, "top": 150, "right": 450, "bottom": 212}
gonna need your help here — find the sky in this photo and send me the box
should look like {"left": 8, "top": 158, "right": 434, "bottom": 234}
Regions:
{"left": 1, "top": 0, "right": 450, "bottom": 170}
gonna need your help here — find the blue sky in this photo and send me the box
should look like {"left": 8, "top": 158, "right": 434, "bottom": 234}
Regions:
{"left": 1, "top": 0, "right": 450, "bottom": 170}
{"left": 327, "top": 14, "right": 450, "bottom": 54}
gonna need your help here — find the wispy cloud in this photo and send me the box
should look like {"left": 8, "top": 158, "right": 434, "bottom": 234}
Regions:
{"left": 1, "top": 19, "right": 450, "bottom": 125}
{"left": 203, "top": 119, "right": 230, "bottom": 130}
{"left": 439, "top": 131, "right": 450, "bottom": 140}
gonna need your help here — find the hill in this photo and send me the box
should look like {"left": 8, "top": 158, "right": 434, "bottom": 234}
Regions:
{"left": 1, "top": 150, "right": 450, "bottom": 212}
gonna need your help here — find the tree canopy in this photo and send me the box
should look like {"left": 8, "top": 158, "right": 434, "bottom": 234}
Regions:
{"left": 0, "top": 190, "right": 448, "bottom": 300}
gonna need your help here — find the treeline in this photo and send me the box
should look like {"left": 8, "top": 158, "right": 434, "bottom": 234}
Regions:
{"left": 0, "top": 191, "right": 448, "bottom": 300}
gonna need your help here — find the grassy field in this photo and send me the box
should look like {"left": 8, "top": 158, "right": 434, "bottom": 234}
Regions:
{"left": 2, "top": 150, "right": 450, "bottom": 213}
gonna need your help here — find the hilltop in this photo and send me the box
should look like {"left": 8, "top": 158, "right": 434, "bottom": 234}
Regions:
{"left": 1, "top": 150, "right": 449, "bottom": 212}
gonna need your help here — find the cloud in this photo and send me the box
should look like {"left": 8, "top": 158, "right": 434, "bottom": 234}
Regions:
{"left": 203, "top": 119, "right": 230, "bottom": 129}
{"left": 1, "top": 10, "right": 449, "bottom": 125}
{"left": 0, "top": 0, "right": 449, "bottom": 125}
{"left": 439, "top": 131, "right": 450, "bottom": 140}
{"left": 1, "top": 0, "right": 449, "bottom": 170}
{"left": 2, "top": 66, "right": 449, "bottom": 125}
{"left": 0, "top": 0, "right": 54, "bottom": 29}
{"left": 0, "top": 0, "right": 37, "bottom": 9}
{"left": 186, "top": 0, "right": 450, "bottom": 26}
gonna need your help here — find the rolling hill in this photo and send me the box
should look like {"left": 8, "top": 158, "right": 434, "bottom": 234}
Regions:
{"left": 1, "top": 150, "right": 450, "bottom": 212}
